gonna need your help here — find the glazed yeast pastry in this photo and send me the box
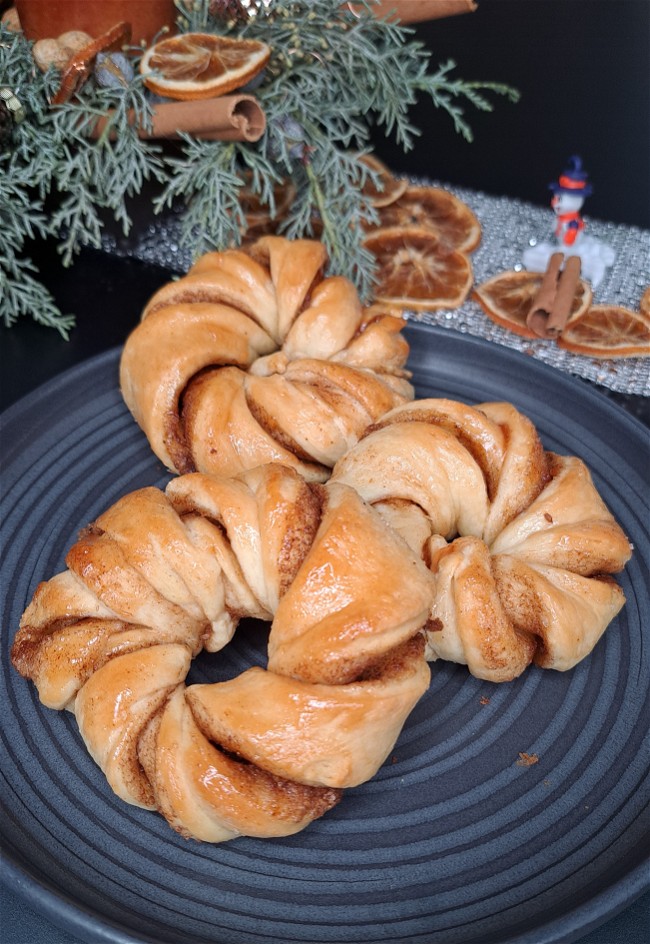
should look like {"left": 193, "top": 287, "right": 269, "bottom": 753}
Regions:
{"left": 12, "top": 465, "right": 434, "bottom": 841}
{"left": 331, "top": 399, "right": 632, "bottom": 681}
{"left": 11, "top": 401, "right": 632, "bottom": 840}
{"left": 119, "top": 236, "right": 413, "bottom": 481}
{"left": 11, "top": 236, "right": 632, "bottom": 842}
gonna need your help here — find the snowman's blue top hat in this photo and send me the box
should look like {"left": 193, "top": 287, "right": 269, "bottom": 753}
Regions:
{"left": 549, "top": 156, "right": 593, "bottom": 198}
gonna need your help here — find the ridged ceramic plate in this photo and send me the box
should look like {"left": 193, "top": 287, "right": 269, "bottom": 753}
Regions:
{"left": 1, "top": 324, "right": 648, "bottom": 944}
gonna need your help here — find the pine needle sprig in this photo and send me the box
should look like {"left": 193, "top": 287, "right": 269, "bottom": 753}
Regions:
{"left": 301, "top": 149, "right": 379, "bottom": 298}
{"left": 1, "top": 26, "right": 165, "bottom": 330}
{"left": 243, "top": 1, "right": 423, "bottom": 150}
{"left": 0, "top": 254, "right": 75, "bottom": 335}
{"left": 230, "top": 0, "right": 518, "bottom": 284}
{"left": 416, "top": 58, "right": 520, "bottom": 143}
{"left": 47, "top": 80, "right": 167, "bottom": 264}
{"left": 153, "top": 137, "right": 250, "bottom": 257}
{"left": 1, "top": 1, "right": 519, "bottom": 333}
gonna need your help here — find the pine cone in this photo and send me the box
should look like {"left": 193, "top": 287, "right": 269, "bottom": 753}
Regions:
{"left": 209, "top": 0, "right": 253, "bottom": 23}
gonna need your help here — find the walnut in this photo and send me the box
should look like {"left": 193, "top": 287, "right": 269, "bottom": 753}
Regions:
{"left": 58, "top": 31, "right": 93, "bottom": 58}
{"left": 32, "top": 31, "right": 93, "bottom": 74}
{"left": 32, "top": 39, "right": 70, "bottom": 73}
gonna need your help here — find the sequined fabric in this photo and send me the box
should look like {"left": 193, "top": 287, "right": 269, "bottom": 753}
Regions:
{"left": 100, "top": 181, "right": 650, "bottom": 396}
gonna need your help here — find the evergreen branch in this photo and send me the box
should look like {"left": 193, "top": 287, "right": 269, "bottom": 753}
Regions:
{"left": 0, "top": 255, "right": 75, "bottom": 336}
{"left": 416, "top": 59, "right": 521, "bottom": 143}
{"left": 153, "top": 136, "right": 248, "bottom": 258}
{"left": 0, "top": 1, "right": 519, "bottom": 332}
{"left": 48, "top": 81, "right": 167, "bottom": 262}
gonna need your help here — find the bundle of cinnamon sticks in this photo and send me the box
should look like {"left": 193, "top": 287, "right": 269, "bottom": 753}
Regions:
{"left": 526, "top": 253, "right": 582, "bottom": 339}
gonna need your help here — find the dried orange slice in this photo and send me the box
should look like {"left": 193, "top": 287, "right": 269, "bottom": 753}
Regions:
{"left": 140, "top": 33, "right": 270, "bottom": 101}
{"left": 557, "top": 305, "right": 650, "bottom": 358}
{"left": 363, "top": 227, "right": 473, "bottom": 311}
{"left": 372, "top": 185, "right": 481, "bottom": 253}
{"left": 236, "top": 175, "right": 296, "bottom": 243}
{"left": 473, "top": 270, "right": 592, "bottom": 339}
{"left": 357, "top": 153, "right": 408, "bottom": 208}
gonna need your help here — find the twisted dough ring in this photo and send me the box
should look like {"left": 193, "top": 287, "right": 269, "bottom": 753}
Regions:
{"left": 331, "top": 399, "right": 632, "bottom": 682}
{"left": 119, "top": 236, "right": 413, "bottom": 481}
{"left": 12, "top": 464, "right": 435, "bottom": 841}
{"left": 11, "top": 235, "right": 633, "bottom": 841}
{"left": 11, "top": 400, "right": 631, "bottom": 840}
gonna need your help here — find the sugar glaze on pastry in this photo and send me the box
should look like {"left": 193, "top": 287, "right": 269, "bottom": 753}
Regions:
{"left": 120, "top": 237, "right": 413, "bottom": 481}
{"left": 11, "top": 233, "right": 633, "bottom": 842}
{"left": 12, "top": 465, "right": 434, "bottom": 841}
{"left": 331, "top": 399, "right": 632, "bottom": 682}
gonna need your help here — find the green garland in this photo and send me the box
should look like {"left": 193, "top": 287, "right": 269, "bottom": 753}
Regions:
{"left": 0, "top": 0, "right": 518, "bottom": 335}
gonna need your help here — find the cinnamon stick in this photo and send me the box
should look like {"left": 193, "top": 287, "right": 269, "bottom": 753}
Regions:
{"left": 526, "top": 253, "right": 564, "bottom": 338}
{"left": 526, "top": 253, "right": 582, "bottom": 339}
{"left": 546, "top": 255, "right": 582, "bottom": 337}
{"left": 361, "top": 1, "right": 477, "bottom": 22}
{"left": 92, "top": 96, "right": 266, "bottom": 143}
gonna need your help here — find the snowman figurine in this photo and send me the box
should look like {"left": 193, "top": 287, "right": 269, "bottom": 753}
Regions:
{"left": 523, "top": 155, "right": 616, "bottom": 288}
{"left": 550, "top": 155, "right": 590, "bottom": 247}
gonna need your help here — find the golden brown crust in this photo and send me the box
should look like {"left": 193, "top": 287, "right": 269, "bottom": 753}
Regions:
{"left": 120, "top": 237, "right": 413, "bottom": 479}
{"left": 331, "top": 398, "right": 632, "bottom": 681}
{"left": 10, "top": 390, "right": 632, "bottom": 838}
{"left": 186, "top": 636, "right": 429, "bottom": 791}
{"left": 268, "top": 482, "right": 434, "bottom": 684}
{"left": 12, "top": 464, "right": 433, "bottom": 841}
{"left": 138, "top": 687, "right": 342, "bottom": 841}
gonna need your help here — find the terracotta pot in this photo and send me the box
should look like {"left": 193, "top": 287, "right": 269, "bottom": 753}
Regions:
{"left": 15, "top": 0, "right": 177, "bottom": 45}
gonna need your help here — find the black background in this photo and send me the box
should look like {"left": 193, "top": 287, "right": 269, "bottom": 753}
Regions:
{"left": 371, "top": 0, "right": 650, "bottom": 229}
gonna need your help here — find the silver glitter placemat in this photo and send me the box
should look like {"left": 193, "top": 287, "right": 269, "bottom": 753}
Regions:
{"left": 101, "top": 181, "right": 650, "bottom": 396}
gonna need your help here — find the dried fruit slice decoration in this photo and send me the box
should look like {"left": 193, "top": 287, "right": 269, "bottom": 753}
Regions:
{"left": 373, "top": 185, "right": 482, "bottom": 253}
{"left": 558, "top": 304, "right": 650, "bottom": 359}
{"left": 472, "top": 270, "right": 592, "bottom": 340}
{"left": 358, "top": 170, "right": 482, "bottom": 312}
{"left": 357, "top": 153, "right": 408, "bottom": 209}
{"left": 139, "top": 32, "right": 270, "bottom": 101}
{"left": 363, "top": 226, "right": 473, "bottom": 312}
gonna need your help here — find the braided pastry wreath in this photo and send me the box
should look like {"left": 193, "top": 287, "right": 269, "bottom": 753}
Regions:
{"left": 11, "top": 237, "right": 632, "bottom": 842}
{"left": 119, "top": 235, "right": 414, "bottom": 480}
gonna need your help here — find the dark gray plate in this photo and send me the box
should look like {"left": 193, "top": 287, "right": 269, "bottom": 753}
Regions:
{"left": 1, "top": 324, "right": 648, "bottom": 944}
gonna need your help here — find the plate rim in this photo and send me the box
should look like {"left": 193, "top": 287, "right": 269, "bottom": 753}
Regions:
{"left": 1, "top": 326, "right": 647, "bottom": 440}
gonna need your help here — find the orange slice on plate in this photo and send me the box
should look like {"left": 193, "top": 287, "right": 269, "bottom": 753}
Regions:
{"left": 372, "top": 186, "right": 481, "bottom": 253}
{"left": 140, "top": 32, "right": 270, "bottom": 100}
{"left": 357, "top": 154, "right": 408, "bottom": 208}
{"left": 363, "top": 226, "right": 473, "bottom": 311}
{"left": 473, "top": 270, "right": 592, "bottom": 339}
{"left": 557, "top": 305, "right": 650, "bottom": 359}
